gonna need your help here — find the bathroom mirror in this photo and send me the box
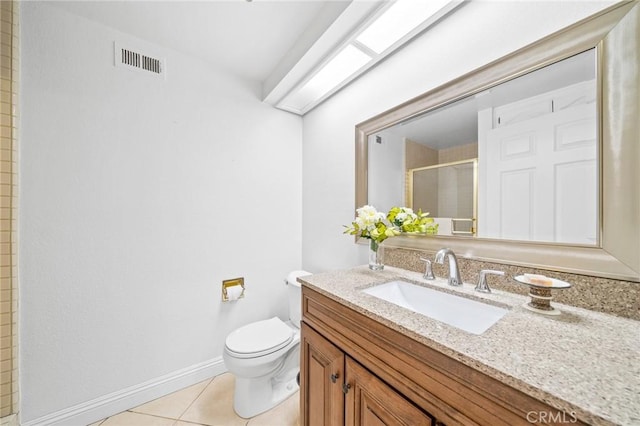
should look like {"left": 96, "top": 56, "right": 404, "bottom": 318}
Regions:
{"left": 356, "top": 2, "right": 640, "bottom": 282}
{"left": 368, "top": 50, "right": 597, "bottom": 245}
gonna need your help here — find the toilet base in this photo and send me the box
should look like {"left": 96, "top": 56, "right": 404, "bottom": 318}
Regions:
{"left": 224, "top": 318, "right": 302, "bottom": 419}
{"left": 233, "top": 370, "right": 299, "bottom": 418}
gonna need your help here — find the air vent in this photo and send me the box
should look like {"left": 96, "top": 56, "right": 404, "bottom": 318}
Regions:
{"left": 114, "top": 42, "right": 165, "bottom": 79}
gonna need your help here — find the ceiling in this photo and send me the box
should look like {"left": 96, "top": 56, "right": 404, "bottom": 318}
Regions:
{"left": 46, "top": 0, "right": 464, "bottom": 114}
{"left": 48, "top": 0, "right": 351, "bottom": 83}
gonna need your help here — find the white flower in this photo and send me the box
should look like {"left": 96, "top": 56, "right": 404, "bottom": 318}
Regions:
{"left": 344, "top": 205, "right": 399, "bottom": 244}
{"left": 356, "top": 205, "right": 384, "bottom": 230}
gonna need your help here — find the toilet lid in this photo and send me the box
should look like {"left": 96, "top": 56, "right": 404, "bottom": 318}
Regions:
{"left": 225, "top": 317, "right": 293, "bottom": 358}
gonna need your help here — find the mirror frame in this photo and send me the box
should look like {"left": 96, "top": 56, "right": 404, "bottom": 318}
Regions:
{"left": 355, "top": 2, "right": 640, "bottom": 282}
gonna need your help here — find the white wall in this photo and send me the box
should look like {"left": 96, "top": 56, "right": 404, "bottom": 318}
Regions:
{"left": 301, "top": 0, "right": 615, "bottom": 273}
{"left": 20, "top": 3, "right": 302, "bottom": 423}
{"left": 367, "top": 129, "right": 404, "bottom": 213}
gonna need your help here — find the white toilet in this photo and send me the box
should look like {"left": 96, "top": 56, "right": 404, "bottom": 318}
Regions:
{"left": 223, "top": 270, "right": 311, "bottom": 418}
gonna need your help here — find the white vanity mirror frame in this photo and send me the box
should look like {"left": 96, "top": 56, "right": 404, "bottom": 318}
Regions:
{"left": 355, "top": 2, "right": 640, "bottom": 282}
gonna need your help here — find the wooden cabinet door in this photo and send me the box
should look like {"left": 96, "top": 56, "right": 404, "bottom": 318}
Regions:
{"left": 345, "top": 356, "right": 434, "bottom": 426}
{"left": 300, "top": 322, "right": 345, "bottom": 426}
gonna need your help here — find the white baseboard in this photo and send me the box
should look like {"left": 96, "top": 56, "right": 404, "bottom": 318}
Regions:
{"left": 22, "top": 357, "right": 227, "bottom": 426}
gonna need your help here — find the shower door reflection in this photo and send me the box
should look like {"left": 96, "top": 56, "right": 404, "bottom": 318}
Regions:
{"left": 407, "top": 159, "right": 477, "bottom": 236}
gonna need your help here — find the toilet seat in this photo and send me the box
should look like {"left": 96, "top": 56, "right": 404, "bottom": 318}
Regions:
{"left": 225, "top": 317, "right": 294, "bottom": 359}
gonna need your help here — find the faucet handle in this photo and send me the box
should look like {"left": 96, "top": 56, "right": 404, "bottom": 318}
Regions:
{"left": 475, "top": 270, "right": 505, "bottom": 293}
{"left": 419, "top": 257, "right": 435, "bottom": 280}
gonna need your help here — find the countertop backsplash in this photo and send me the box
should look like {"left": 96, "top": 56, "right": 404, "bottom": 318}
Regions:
{"left": 385, "top": 247, "right": 640, "bottom": 321}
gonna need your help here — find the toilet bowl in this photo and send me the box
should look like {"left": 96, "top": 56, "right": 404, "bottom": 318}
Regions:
{"left": 223, "top": 270, "right": 311, "bottom": 418}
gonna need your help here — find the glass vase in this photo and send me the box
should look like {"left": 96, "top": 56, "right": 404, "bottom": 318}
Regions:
{"left": 368, "top": 239, "right": 385, "bottom": 271}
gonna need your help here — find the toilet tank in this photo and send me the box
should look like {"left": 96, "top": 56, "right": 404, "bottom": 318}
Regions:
{"left": 286, "top": 270, "right": 311, "bottom": 328}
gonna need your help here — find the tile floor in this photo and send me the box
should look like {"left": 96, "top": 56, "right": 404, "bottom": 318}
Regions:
{"left": 89, "top": 373, "right": 299, "bottom": 426}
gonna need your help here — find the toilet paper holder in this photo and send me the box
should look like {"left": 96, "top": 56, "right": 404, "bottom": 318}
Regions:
{"left": 222, "top": 277, "right": 245, "bottom": 302}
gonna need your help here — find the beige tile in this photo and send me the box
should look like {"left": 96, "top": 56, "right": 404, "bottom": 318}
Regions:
{"left": 0, "top": 405, "right": 11, "bottom": 419}
{"left": 87, "top": 420, "right": 105, "bottom": 426}
{"left": 179, "top": 373, "right": 246, "bottom": 426}
{"left": 131, "top": 378, "right": 211, "bottom": 420}
{"left": 175, "top": 422, "right": 208, "bottom": 426}
{"left": 100, "top": 411, "right": 175, "bottom": 426}
{"left": 247, "top": 391, "right": 299, "bottom": 426}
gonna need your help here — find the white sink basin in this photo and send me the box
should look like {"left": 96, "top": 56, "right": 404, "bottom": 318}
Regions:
{"left": 362, "top": 280, "right": 508, "bottom": 335}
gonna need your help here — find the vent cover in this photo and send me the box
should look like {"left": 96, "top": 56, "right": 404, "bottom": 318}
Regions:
{"left": 114, "top": 42, "right": 165, "bottom": 79}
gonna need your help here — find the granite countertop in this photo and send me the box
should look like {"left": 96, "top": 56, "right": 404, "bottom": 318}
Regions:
{"left": 299, "top": 265, "right": 640, "bottom": 426}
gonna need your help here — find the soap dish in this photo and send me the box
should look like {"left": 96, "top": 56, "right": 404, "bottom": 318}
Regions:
{"left": 514, "top": 275, "right": 571, "bottom": 316}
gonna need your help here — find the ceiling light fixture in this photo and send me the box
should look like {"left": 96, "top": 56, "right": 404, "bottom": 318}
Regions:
{"left": 356, "top": 0, "right": 453, "bottom": 54}
{"left": 282, "top": 45, "right": 372, "bottom": 111}
{"left": 275, "top": 0, "right": 462, "bottom": 115}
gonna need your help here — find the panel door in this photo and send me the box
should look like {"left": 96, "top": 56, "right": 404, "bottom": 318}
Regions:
{"left": 483, "top": 103, "right": 597, "bottom": 244}
{"left": 300, "top": 322, "right": 345, "bottom": 426}
{"left": 345, "top": 356, "right": 434, "bottom": 426}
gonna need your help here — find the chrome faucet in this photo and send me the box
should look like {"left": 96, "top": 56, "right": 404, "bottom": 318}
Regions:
{"left": 434, "top": 248, "right": 462, "bottom": 286}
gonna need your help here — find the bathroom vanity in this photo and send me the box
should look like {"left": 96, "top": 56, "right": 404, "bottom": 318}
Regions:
{"left": 299, "top": 266, "right": 639, "bottom": 426}
{"left": 298, "top": 4, "right": 640, "bottom": 425}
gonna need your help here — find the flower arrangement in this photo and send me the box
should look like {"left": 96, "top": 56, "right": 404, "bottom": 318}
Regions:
{"left": 344, "top": 205, "right": 438, "bottom": 240}
{"left": 343, "top": 205, "right": 399, "bottom": 270}
{"left": 343, "top": 205, "right": 399, "bottom": 249}
{"left": 344, "top": 205, "right": 438, "bottom": 270}
{"left": 387, "top": 206, "right": 438, "bottom": 234}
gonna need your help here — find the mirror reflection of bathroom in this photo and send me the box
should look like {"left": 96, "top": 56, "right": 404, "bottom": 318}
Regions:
{"left": 407, "top": 160, "right": 477, "bottom": 236}
{"left": 368, "top": 48, "right": 597, "bottom": 245}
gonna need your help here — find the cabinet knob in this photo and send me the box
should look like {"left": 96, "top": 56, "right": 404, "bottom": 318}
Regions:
{"left": 330, "top": 373, "right": 339, "bottom": 383}
{"left": 342, "top": 383, "right": 351, "bottom": 394}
